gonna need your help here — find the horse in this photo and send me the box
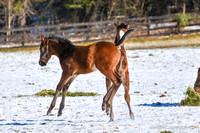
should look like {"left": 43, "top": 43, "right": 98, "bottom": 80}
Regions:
{"left": 105, "top": 22, "right": 133, "bottom": 121}
{"left": 39, "top": 29, "right": 134, "bottom": 121}
{"left": 194, "top": 68, "right": 200, "bottom": 93}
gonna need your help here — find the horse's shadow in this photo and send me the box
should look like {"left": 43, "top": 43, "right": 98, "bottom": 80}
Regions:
{"left": 137, "top": 102, "right": 179, "bottom": 107}
{"left": 0, "top": 119, "right": 83, "bottom": 126}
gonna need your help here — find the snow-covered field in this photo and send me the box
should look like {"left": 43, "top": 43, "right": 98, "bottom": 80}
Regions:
{"left": 1, "top": 47, "right": 200, "bottom": 133}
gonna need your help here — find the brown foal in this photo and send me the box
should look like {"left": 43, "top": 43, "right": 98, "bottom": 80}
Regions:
{"left": 105, "top": 22, "right": 134, "bottom": 121}
{"left": 39, "top": 29, "right": 134, "bottom": 121}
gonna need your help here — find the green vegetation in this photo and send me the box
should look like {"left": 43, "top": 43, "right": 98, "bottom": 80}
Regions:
{"left": 0, "top": 46, "right": 39, "bottom": 52}
{"left": 17, "top": 94, "right": 31, "bottom": 97}
{"left": 175, "top": 13, "right": 191, "bottom": 27}
{"left": 35, "top": 89, "right": 99, "bottom": 97}
{"left": 2, "top": 33, "right": 200, "bottom": 53}
{"left": 35, "top": 89, "right": 55, "bottom": 97}
{"left": 180, "top": 87, "right": 200, "bottom": 106}
{"left": 129, "top": 33, "right": 200, "bottom": 43}
{"left": 65, "top": 0, "right": 96, "bottom": 9}
{"left": 0, "top": 41, "right": 92, "bottom": 52}
{"left": 160, "top": 131, "right": 172, "bottom": 133}
{"left": 0, "top": 39, "right": 97, "bottom": 53}
{"left": 17, "top": 89, "right": 99, "bottom": 97}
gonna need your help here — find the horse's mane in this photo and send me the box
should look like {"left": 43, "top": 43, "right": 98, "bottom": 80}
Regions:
{"left": 47, "top": 35, "right": 75, "bottom": 46}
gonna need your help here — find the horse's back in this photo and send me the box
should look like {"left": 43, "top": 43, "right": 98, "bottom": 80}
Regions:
{"left": 95, "top": 41, "right": 120, "bottom": 55}
{"left": 93, "top": 41, "right": 121, "bottom": 71}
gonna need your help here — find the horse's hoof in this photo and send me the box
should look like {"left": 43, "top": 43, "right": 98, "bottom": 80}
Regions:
{"left": 106, "top": 110, "right": 109, "bottom": 116}
{"left": 130, "top": 113, "right": 134, "bottom": 120}
{"left": 46, "top": 110, "right": 51, "bottom": 115}
{"left": 58, "top": 113, "right": 62, "bottom": 117}
{"left": 109, "top": 118, "right": 114, "bottom": 122}
{"left": 102, "top": 103, "right": 106, "bottom": 111}
{"left": 106, "top": 106, "right": 110, "bottom": 115}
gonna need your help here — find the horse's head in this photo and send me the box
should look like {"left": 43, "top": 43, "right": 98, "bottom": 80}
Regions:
{"left": 194, "top": 68, "right": 200, "bottom": 93}
{"left": 114, "top": 22, "right": 130, "bottom": 42}
{"left": 39, "top": 35, "right": 51, "bottom": 66}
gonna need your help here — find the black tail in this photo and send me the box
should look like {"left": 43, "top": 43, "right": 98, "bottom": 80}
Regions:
{"left": 115, "top": 29, "right": 135, "bottom": 47}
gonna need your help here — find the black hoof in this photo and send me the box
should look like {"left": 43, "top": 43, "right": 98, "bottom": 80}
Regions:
{"left": 102, "top": 103, "right": 106, "bottom": 111}
{"left": 58, "top": 113, "right": 62, "bottom": 117}
{"left": 106, "top": 107, "right": 110, "bottom": 115}
{"left": 46, "top": 110, "right": 51, "bottom": 116}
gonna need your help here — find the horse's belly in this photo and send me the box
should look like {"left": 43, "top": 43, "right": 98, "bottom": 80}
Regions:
{"left": 76, "top": 64, "right": 97, "bottom": 74}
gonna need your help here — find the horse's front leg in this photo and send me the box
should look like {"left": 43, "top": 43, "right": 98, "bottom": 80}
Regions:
{"left": 58, "top": 75, "right": 77, "bottom": 116}
{"left": 47, "top": 72, "right": 72, "bottom": 115}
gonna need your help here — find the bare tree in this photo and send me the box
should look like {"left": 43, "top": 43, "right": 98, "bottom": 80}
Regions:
{"left": 0, "top": 0, "right": 12, "bottom": 39}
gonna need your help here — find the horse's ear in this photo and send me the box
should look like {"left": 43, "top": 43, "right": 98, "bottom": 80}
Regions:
{"left": 114, "top": 22, "right": 119, "bottom": 27}
{"left": 126, "top": 24, "right": 130, "bottom": 29}
{"left": 41, "top": 35, "right": 45, "bottom": 42}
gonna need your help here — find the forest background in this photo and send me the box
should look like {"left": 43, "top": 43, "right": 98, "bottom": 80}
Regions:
{"left": 0, "top": 0, "right": 199, "bottom": 30}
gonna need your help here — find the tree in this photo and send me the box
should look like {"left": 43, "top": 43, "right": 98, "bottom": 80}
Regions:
{"left": 0, "top": 0, "right": 36, "bottom": 30}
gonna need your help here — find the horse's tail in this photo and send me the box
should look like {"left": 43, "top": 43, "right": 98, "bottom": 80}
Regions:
{"left": 115, "top": 29, "right": 135, "bottom": 47}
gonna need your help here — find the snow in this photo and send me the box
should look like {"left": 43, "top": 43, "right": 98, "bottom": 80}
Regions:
{"left": 1, "top": 47, "right": 200, "bottom": 132}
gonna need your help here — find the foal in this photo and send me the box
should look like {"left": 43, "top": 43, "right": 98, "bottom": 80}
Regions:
{"left": 105, "top": 22, "right": 134, "bottom": 121}
{"left": 39, "top": 30, "right": 134, "bottom": 121}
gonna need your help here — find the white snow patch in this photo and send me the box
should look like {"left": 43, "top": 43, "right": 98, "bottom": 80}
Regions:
{"left": 0, "top": 47, "right": 200, "bottom": 132}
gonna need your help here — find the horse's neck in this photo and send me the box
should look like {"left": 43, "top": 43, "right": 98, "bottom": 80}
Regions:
{"left": 114, "top": 31, "right": 120, "bottom": 44}
{"left": 114, "top": 31, "right": 125, "bottom": 48}
{"left": 51, "top": 41, "right": 71, "bottom": 58}
{"left": 114, "top": 36, "right": 118, "bottom": 44}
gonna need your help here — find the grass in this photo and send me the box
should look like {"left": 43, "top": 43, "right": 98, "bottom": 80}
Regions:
{"left": 160, "top": 131, "right": 172, "bottom": 133}
{"left": 0, "top": 46, "right": 39, "bottom": 52}
{"left": 17, "top": 89, "right": 99, "bottom": 97}
{"left": 148, "top": 53, "right": 154, "bottom": 56}
{"left": 2, "top": 33, "right": 200, "bottom": 52}
{"left": 129, "top": 33, "right": 200, "bottom": 43}
{"left": 17, "top": 94, "right": 31, "bottom": 97}
{"left": 0, "top": 41, "right": 92, "bottom": 52}
{"left": 35, "top": 89, "right": 100, "bottom": 97}
{"left": 180, "top": 87, "right": 200, "bottom": 106}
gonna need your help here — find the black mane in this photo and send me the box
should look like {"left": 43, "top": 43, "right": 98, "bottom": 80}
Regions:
{"left": 47, "top": 35, "right": 75, "bottom": 46}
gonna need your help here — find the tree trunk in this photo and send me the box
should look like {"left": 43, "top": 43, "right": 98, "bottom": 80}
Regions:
{"left": 107, "top": 0, "right": 116, "bottom": 20}
{"left": 183, "top": 0, "right": 186, "bottom": 14}
{"left": 191, "top": 0, "right": 198, "bottom": 12}
{"left": 6, "top": 0, "right": 11, "bottom": 42}
{"left": 88, "top": 1, "right": 100, "bottom": 22}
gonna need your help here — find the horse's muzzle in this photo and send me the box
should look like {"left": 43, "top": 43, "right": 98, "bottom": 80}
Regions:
{"left": 39, "top": 60, "right": 46, "bottom": 66}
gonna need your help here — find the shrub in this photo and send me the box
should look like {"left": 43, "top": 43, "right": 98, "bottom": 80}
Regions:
{"left": 180, "top": 87, "right": 200, "bottom": 106}
{"left": 175, "top": 13, "right": 191, "bottom": 27}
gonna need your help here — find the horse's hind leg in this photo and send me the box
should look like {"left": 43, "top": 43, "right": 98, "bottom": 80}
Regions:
{"left": 102, "top": 70, "right": 122, "bottom": 121}
{"left": 106, "top": 78, "right": 114, "bottom": 121}
{"left": 102, "top": 70, "right": 121, "bottom": 110}
{"left": 58, "top": 75, "right": 77, "bottom": 116}
{"left": 118, "top": 54, "right": 125, "bottom": 75}
{"left": 122, "top": 70, "right": 134, "bottom": 120}
{"left": 47, "top": 72, "right": 72, "bottom": 115}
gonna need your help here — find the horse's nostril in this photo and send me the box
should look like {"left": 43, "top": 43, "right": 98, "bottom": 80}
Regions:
{"left": 39, "top": 60, "right": 46, "bottom": 66}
